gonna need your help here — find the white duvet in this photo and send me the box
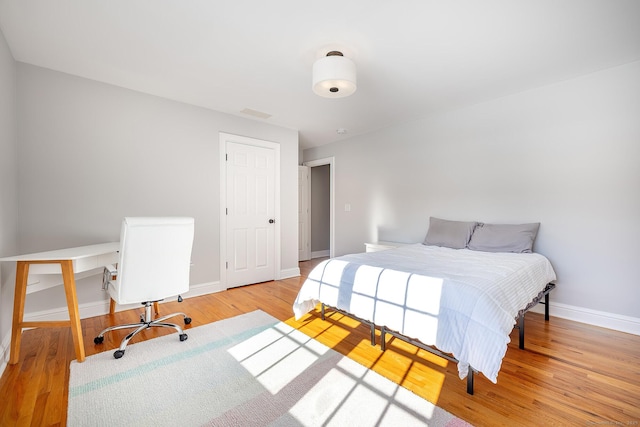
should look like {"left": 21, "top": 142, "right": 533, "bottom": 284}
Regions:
{"left": 293, "top": 244, "right": 556, "bottom": 383}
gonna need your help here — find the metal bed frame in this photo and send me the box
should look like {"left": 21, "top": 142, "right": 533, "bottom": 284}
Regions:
{"left": 321, "top": 282, "right": 556, "bottom": 395}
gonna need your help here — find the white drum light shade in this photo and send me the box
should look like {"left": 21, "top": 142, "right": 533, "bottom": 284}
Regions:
{"left": 312, "top": 52, "right": 357, "bottom": 98}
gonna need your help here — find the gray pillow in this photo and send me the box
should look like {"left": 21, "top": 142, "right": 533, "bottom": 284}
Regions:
{"left": 467, "top": 222, "right": 540, "bottom": 253}
{"left": 423, "top": 217, "right": 478, "bottom": 249}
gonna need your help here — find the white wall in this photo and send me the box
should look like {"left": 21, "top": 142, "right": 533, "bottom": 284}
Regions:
{"left": 0, "top": 28, "right": 18, "bottom": 365}
{"left": 304, "top": 61, "right": 640, "bottom": 330}
{"left": 15, "top": 63, "right": 299, "bottom": 316}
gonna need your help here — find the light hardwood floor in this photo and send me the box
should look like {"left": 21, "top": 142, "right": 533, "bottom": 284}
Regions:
{"left": 1, "top": 258, "right": 639, "bottom": 426}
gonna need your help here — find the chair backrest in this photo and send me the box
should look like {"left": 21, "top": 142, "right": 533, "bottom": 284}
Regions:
{"left": 110, "top": 217, "right": 194, "bottom": 305}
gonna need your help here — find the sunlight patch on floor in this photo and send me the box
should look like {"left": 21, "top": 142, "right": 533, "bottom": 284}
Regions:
{"left": 286, "top": 312, "right": 447, "bottom": 405}
{"left": 228, "top": 322, "right": 329, "bottom": 394}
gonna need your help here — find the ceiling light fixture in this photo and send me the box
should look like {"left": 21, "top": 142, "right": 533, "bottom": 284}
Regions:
{"left": 312, "top": 51, "right": 357, "bottom": 98}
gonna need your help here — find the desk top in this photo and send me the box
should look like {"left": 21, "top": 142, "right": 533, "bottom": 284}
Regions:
{"left": 0, "top": 242, "right": 119, "bottom": 262}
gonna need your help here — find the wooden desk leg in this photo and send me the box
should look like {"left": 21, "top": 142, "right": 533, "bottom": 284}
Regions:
{"left": 60, "top": 260, "right": 85, "bottom": 362}
{"left": 9, "top": 262, "right": 30, "bottom": 364}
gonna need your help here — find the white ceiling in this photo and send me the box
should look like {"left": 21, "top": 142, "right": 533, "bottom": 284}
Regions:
{"left": 1, "top": 0, "right": 639, "bottom": 149}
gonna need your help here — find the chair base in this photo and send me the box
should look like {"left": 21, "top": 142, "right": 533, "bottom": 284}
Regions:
{"left": 94, "top": 301, "right": 191, "bottom": 358}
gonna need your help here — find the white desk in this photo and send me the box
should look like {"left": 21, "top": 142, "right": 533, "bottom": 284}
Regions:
{"left": 0, "top": 242, "right": 119, "bottom": 364}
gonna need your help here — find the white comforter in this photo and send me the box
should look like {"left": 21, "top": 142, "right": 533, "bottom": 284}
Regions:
{"left": 293, "top": 244, "right": 557, "bottom": 383}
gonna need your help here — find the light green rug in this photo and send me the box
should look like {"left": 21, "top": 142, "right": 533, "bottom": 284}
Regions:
{"left": 68, "top": 310, "right": 472, "bottom": 426}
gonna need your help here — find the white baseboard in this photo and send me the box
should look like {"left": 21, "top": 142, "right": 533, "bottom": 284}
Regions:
{"left": 20, "top": 273, "right": 312, "bottom": 324}
{"left": 279, "top": 267, "right": 301, "bottom": 280}
{"left": 184, "top": 281, "right": 225, "bottom": 298}
{"left": 22, "top": 281, "right": 223, "bottom": 322}
{"left": 311, "top": 250, "right": 330, "bottom": 259}
{"left": 0, "top": 332, "right": 9, "bottom": 376}
{"left": 16, "top": 282, "right": 640, "bottom": 335}
{"left": 529, "top": 301, "right": 640, "bottom": 336}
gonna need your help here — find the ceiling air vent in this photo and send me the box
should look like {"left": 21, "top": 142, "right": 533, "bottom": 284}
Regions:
{"left": 240, "top": 108, "right": 272, "bottom": 119}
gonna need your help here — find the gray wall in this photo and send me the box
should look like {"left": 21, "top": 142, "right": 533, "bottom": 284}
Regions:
{"left": 12, "top": 63, "right": 299, "bottom": 315}
{"left": 0, "top": 30, "right": 17, "bottom": 254}
{"left": 304, "top": 61, "right": 640, "bottom": 324}
{"left": 0, "top": 28, "right": 18, "bottom": 360}
{"left": 310, "top": 164, "right": 330, "bottom": 254}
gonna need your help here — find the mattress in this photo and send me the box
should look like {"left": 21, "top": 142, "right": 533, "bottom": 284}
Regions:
{"left": 293, "top": 244, "right": 557, "bottom": 383}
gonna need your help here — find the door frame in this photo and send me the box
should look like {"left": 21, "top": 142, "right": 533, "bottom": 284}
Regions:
{"left": 219, "top": 132, "right": 281, "bottom": 288}
{"left": 298, "top": 165, "right": 311, "bottom": 261}
{"left": 303, "top": 157, "right": 335, "bottom": 259}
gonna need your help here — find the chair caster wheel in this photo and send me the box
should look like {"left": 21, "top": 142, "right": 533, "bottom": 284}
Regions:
{"left": 114, "top": 350, "right": 125, "bottom": 359}
{"left": 179, "top": 333, "right": 188, "bottom": 341}
{"left": 184, "top": 317, "right": 192, "bottom": 325}
{"left": 94, "top": 336, "right": 104, "bottom": 344}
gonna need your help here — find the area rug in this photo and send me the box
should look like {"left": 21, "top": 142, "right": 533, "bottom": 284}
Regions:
{"left": 68, "top": 310, "right": 472, "bottom": 426}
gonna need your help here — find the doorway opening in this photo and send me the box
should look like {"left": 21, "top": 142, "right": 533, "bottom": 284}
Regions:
{"left": 301, "top": 157, "right": 335, "bottom": 260}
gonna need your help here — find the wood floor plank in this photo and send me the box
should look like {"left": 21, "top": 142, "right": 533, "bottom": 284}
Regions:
{"left": 1, "top": 258, "right": 639, "bottom": 426}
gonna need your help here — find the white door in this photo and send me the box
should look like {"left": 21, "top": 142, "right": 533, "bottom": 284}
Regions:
{"left": 298, "top": 166, "right": 311, "bottom": 261}
{"left": 225, "top": 141, "right": 276, "bottom": 287}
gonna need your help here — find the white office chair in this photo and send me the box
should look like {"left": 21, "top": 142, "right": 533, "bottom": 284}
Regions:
{"left": 94, "top": 217, "right": 195, "bottom": 359}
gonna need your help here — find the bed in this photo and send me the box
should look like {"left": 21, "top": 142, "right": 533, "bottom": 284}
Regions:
{"left": 293, "top": 218, "right": 557, "bottom": 394}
